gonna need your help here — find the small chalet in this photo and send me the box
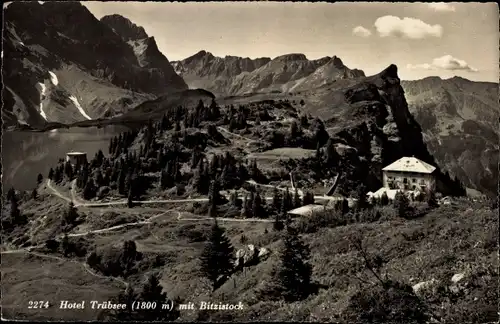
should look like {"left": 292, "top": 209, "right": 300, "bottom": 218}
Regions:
{"left": 66, "top": 151, "right": 87, "bottom": 166}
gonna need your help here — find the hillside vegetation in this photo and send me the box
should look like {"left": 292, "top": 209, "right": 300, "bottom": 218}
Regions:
{"left": 2, "top": 89, "right": 496, "bottom": 321}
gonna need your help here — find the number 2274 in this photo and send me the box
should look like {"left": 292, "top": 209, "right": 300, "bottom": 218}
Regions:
{"left": 28, "top": 301, "right": 50, "bottom": 309}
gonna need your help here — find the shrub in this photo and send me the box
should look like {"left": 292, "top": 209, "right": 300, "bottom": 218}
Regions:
{"left": 295, "top": 208, "right": 346, "bottom": 234}
{"left": 341, "top": 280, "right": 430, "bottom": 323}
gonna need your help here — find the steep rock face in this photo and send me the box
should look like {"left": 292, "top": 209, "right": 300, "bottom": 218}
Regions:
{"left": 171, "top": 51, "right": 365, "bottom": 96}
{"left": 401, "top": 77, "right": 499, "bottom": 195}
{"left": 2, "top": 2, "right": 186, "bottom": 128}
{"left": 304, "top": 65, "right": 462, "bottom": 195}
{"left": 100, "top": 14, "right": 148, "bottom": 41}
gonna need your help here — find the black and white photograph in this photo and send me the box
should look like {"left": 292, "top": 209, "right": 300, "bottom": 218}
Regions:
{"left": 1, "top": 1, "right": 499, "bottom": 322}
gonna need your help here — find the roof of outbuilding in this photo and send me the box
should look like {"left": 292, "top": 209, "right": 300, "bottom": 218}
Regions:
{"left": 67, "top": 152, "right": 87, "bottom": 155}
{"left": 287, "top": 204, "right": 326, "bottom": 216}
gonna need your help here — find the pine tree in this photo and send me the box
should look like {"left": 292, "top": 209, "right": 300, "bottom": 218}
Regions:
{"left": 241, "top": 195, "right": 250, "bottom": 218}
{"left": 61, "top": 234, "right": 70, "bottom": 256}
{"left": 83, "top": 178, "right": 97, "bottom": 200}
{"left": 325, "top": 138, "right": 338, "bottom": 166}
{"left": 272, "top": 187, "right": 281, "bottom": 212}
{"left": 252, "top": 191, "right": 263, "bottom": 218}
{"left": 138, "top": 274, "right": 179, "bottom": 321}
{"left": 200, "top": 220, "right": 235, "bottom": 291}
{"left": 290, "top": 120, "right": 299, "bottom": 139}
{"left": 111, "top": 285, "right": 137, "bottom": 321}
{"left": 37, "top": 173, "right": 43, "bottom": 185}
{"left": 127, "top": 188, "right": 134, "bottom": 208}
{"left": 303, "top": 191, "right": 315, "bottom": 206}
{"left": 9, "top": 193, "right": 21, "bottom": 223}
{"left": 118, "top": 169, "right": 126, "bottom": 195}
{"left": 293, "top": 188, "right": 302, "bottom": 208}
{"left": 394, "top": 191, "right": 410, "bottom": 217}
{"left": 276, "top": 226, "right": 312, "bottom": 301}
{"left": 273, "top": 210, "right": 284, "bottom": 231}
{"left": 48, "top": 168, "right": 54, "bottom": 180}
{"left": 355, "top": 184, "right": 368, "bottom": 210}
{"left": 32, "top": 188, "right": 38, "bottom": 200}
{"left": 64, "top": 202, "right": 79, "bottom": 226}
{"left": 230, "top": 191, "right": 239, "bottom": 208}
{"left": 426, "top": 189, "right": 438, "bottom": 208}
{"left": 380, "top": 191, "right": 389, "bottom": 206}
{"left": 121, "top": 241, "right": 138, "bottom": 277}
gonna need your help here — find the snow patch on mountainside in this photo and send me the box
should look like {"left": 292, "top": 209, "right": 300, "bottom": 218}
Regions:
{"left": 69, "top": 95, "right": 92, "bottom": 120}
{"left": 38, "top": 82, "right": 48, "bottom": 120}
{"left": 49, "top": 71, "right": 59, "bottom": 85}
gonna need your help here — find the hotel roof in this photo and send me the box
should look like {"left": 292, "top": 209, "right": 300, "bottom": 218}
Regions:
{"left": 382, "top": 157, "right": 436, "bottom": 174}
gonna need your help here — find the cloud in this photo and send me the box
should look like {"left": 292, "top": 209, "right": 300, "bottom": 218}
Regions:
{"left": 374, "top": 15, "right": 443, "bottom": 39}
{"left": 407, "top": 55, "right": 478, "bottom": 72}
{"left": 352, "top": 26, "right": 372, "bottom": 37}
{"left": 427, "top": 3, "right": 456, "bottom": 12}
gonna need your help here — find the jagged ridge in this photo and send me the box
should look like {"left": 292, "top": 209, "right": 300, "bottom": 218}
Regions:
{"left": 171, "top": 50, "right": 365, "bottom": 96}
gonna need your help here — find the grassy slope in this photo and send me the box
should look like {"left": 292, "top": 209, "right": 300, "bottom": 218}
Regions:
{"left": 2, "top": 169, "right": 497, "bottom": 322}
{"left": 1, "top": 253, "right": 123, "bottom": 321}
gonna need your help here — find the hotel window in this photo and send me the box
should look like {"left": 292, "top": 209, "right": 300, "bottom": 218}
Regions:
{"left": 412, "top": 178, "right": 417, "bottom": 183}
{"left": 403, "top": 178, "right": 408, "bottom": 184}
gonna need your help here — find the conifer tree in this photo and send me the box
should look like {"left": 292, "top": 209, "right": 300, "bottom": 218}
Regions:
{"left": 380, "top": 191, "right": 389, "bottom": 206}
{"left": 273, "top": 210, "right": 284, "bottom": 231}
{"left": 293, "top": 188, "right": 302, "bottom": 208}
{"left": 83, "top": 178, "right": 97, "bottom": 200}
{"left": 37, "top": 173, "right": 43, "bottom": 185}
{"left": 64, "top": 202, "right": 79, "bottom": 225}
{"left": 276, "top": 226, "right": 312, "bottom": 301}
{"left": 272, "top": 187, "right": 281, "bottom": 212}
{"left": 394, "top": 191, "right": 410, "bottom": 217}
{"left": 121, "top": 241, "right": 138, "bottom": 277}
{"left": 200, "top": 220, "right": 235, "bottom": 291}
{"left": 241, "top": 195, "right": 250, "bottom": 218}
{"left": 355, "top": 184, "right": 368, "bottom": 210}
{"left": 252, "top": 191, "right": 263, "bottom": 218}
{"left": 426, "top": 189, "right": 439, "bottom": 208}
{"left": 138, "top": 274, "right": 179, "bottom": 321}
{"left": 48, "top": 168, "right": 54, "bottom": 180}
{"left": 32, "top": 188, "right": 38, "bottom": 200}
{"left": 61, "top": 233, "right": 70, "bottom": 256}
{"left": 127, "top": 188, "right": 134, "bottom": 208}
{"left": 9, "top": 192, "right": 22, "bottom": 223}
{"left": 325, "top": 138, "right": 339, "bottom": 166}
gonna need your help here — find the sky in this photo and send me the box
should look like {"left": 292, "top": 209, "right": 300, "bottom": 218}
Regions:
{"left": 84, "top": 1, "right": 499, "bottom": 82}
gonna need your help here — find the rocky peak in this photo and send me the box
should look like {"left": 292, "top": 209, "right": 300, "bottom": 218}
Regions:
{"left": 184, "top": 50, "right": 215, "bottom": 65}
{"left": 101, "top": 14, "right": 148, "bottom": 41}
{"left": 273, "top": 53, "right": 308, "bottom": 62}
{"left": 331, "top": 55, "right": 344, "bottom": 68}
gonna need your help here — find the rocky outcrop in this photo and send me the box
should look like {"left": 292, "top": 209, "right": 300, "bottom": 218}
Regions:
{"left": 3, "top": 2, "right": 186, "bottom": 127}
{"left": 312, "top": 65, "right": 464, "bottom": 196}
{"left": 234, "top": 244, "right": 270, "bottom": 269}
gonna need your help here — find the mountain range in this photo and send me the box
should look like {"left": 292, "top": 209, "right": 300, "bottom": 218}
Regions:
{"left": 172, "top": 51, "right": 499, "bottom": 196}
{"left": 2, "top": 1, "right": 498, "bottom": 196}
{"left": 2, "top": 1, "right": 187, "bottom": 128}
{"left": 171, "top": 51, "right": 365, "bottom": 97}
